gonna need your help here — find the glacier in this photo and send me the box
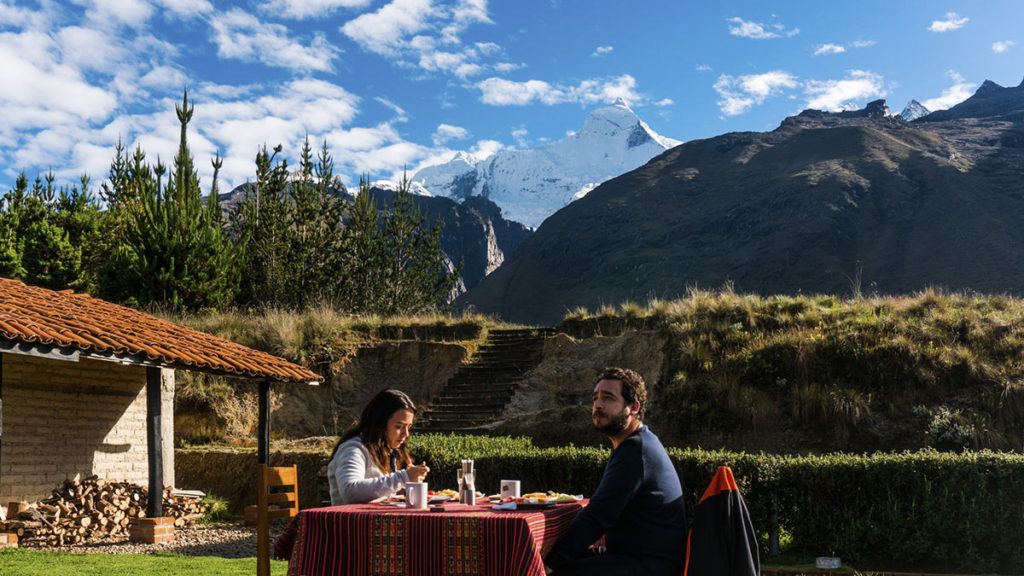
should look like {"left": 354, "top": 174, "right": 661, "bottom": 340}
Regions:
{"left": 412, "top": 99, "right": 680, "bottom": 228}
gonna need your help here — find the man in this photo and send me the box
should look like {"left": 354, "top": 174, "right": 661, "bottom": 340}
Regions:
{"left": 545, "top": 367, "right": 687, "bottom": 576}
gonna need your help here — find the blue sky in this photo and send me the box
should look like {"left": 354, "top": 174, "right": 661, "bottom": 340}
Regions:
{"left": 2, "top": 0, "right": 1023, "bottom": 194}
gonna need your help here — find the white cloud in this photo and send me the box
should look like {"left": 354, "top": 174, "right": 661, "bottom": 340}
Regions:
{"left": 929, "top": 12, "right": 968, "bottom": 33}
{"left": 475, "top": 41, "right": 501, "bottom": 55}
{"left": 375, "top": 97, "right": 407, "bottom": 118}
{"left": 152, "top": 0, "right": 214, "bottom": 19}
{"left": 260, "top": 0, "right": 371, "bottom": 19}
{"left": 56, "top": 26, "right": 128, "bottom": 73}
{"left": 476, "top": 74, "right": 646, "bottom": 107}
{"left": 341, "top": 0, "right": 434, "bottom": 57}
{"left": 511, "top": 126, "right": 529, "bottom": 147}
{"left": 993, "top": 40, "right": 1015, "bottom": 53}
{"left": 713, "top": 71, "right": 798, "bottom": 116}
{"left": 342, "top": 0, "right": 498, "bottom": 79}
{"left": 211, "top": 8, "right": 339, "bottom": 72}
{"left": 804, "top": 70, "right": 886, "bottom": 111}
{"left": 341, "top": 141, "right": 432, "bottom": 180}
{"left": 138, "top": 65, "right": 190, "bottom": 90}
{"left": 82, "top": 0, "right": 155, "bottom": 30}
{"left": 814, "top": 43, "right": 845, "bottom": 56}
{"left": 696, "top": 64, "right": 712, "bottom": 72}
{"left": 477, "top": 78, "right": 560, "bottom": 106}
{"left": 727, "top": 17, "right": 799, "bottom": 39}
{"left": 592, "top": 45, "right": 613, "bottom": 57}
{"left": 851, "top": 40, "right": 876, "bottom": 48}
{"left": 655, "top": 98, "right": 674, "bottom": 107}
{"left": 432, "top": 123, "right": 469, "bottom": 145}
{"left": 470, "top": 139, "right": 503, "bottom": 160}
{"left": 0, "top": 2, "right": 46, "bottom": 27}
{"left": 494, "top": 62, "right": 522, "bottom": 73}
{"left": 921, "top": 70, "right": 975, "bottom": 111}
{"left": 0, "top": 31, "right": 116, "bottom": 132}
{"left": 409, "top": 35, "right": 483, "bottom": 78}
{"left": 442, "top": 0, "right": 492, "bottom": 43}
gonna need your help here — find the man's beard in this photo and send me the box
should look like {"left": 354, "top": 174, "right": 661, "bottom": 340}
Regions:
{"left": 593, "top": 407, "right": 629, "bottom": 436}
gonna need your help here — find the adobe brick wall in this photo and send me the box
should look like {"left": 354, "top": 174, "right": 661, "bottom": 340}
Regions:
{"left": 0, "top": 354, "right": 174, "bottom": 510}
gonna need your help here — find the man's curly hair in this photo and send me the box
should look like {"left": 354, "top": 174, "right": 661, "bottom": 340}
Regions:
{"left": 596, "top": 367, "right": 647, "bottom": 420}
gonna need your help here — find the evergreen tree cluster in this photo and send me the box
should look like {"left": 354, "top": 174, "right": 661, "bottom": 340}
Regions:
{"left": 0, "top": 91, "right": 458, "bottom": 316}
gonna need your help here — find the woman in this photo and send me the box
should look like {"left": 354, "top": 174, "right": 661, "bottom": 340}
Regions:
{"left": 327, "top": 389, "right": 430, "bottom": 504}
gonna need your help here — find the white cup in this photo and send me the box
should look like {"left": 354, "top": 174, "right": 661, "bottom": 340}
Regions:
{"left": 500, "top": 480, "right": 521, "bottom": 499}
{"left": 406, "top": 482, "right": 429, "bottom": 509}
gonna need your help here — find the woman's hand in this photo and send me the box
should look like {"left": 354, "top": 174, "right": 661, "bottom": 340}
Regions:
{"left": 407, "top": 461, "right": 430, "bottom": 482}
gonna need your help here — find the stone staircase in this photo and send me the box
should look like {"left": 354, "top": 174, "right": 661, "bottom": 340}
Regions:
{"left": 417, "top": 328, "right": 554, "bottom": 433}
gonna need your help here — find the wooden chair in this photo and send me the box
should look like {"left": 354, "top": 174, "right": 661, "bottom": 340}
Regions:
{"left": 257, "top": 464, "right": 299, "bottom": 576}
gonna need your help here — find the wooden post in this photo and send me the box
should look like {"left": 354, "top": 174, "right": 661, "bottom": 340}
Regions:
{"left": 256, "top": 380, "right": 271, "bottom": 576}
{"left": 146, "top": 366, "right": 163, "bottom": 518}
{"left": 257, "top": 464, "right": 270, "bottom": 576}
{"left": 0, "top": 353, "right": 4, "bottom": 499}
{"left": 258, "top": 380, "right": 270, "bottom": 465}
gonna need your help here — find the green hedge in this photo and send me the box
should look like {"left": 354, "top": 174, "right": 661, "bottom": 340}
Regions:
{"left": 771, "top": 450, "right": 1024, "bottom": 573}
{"left": 409, "top": 436, "right": 1024, "bottom": 573}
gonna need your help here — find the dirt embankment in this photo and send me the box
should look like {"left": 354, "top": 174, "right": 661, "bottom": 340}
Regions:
{"left": 273, "top": 341, "right": 469, "bottom": 437}
{"left": 491, "top": 328, "right": 672, "bottom": 446}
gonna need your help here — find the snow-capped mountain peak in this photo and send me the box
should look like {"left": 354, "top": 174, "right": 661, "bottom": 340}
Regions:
{"left": 899, "top": 100, "right": 931, "bottom": 121}
{"left": 412, "top": 102, "right": 681, "bottom": 228}
{"left": 365, "top": 179, "right": 433, "bottom": 197}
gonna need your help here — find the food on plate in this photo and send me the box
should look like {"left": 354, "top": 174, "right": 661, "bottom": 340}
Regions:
{"left": 518, "top": 491, "right": 581, "bottom": 504}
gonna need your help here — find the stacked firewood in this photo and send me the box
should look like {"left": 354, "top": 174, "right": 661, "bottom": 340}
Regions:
{"left": 1, "top": 475, "right": 207, "bottom": 546}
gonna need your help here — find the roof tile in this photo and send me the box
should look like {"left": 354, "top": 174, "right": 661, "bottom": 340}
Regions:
{"left": 0, "top": 277, "right": 320, "bottom": 384}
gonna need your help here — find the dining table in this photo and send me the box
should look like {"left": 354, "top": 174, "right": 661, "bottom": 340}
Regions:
{"left": 279, "top": 498, "right": 586, "bottom": 576}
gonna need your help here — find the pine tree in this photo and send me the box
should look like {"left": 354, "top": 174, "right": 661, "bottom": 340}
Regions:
{"left": 377, "top": 173, "right": 460, "bottom": 314}
{"left": 284, "top": 137, "right": 348, "bottom": 308}
{"left": 0, "top": 173, "right": 27, "bottom": 279}
{"left": 0, "top": 171, "right": 103, "bottom": 292}
{"left": 229, "top": 144, "right": 292, "bottom": 307}
{"left": 341, "top": 177, "right": 387, "bottom": 312}
{"left": 229, "top": 137, "right": 349, "bottom": 310}
{"left": 100, "top": 90, "right": 240, "bottom": 311}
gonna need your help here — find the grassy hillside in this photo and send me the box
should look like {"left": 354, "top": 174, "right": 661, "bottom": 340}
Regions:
{"left": 563, "top": 287, "right": 1024, "bottom": 453}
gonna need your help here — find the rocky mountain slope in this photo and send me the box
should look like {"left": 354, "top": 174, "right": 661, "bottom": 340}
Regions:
{"left": 413, "top": 99, "right": 680, "bottom": 228}
{"left": 460, "top": 78, "right": 1024, "bottom": 325}
{"left": 365, "top": 186, "right": 531, "bottom": 291}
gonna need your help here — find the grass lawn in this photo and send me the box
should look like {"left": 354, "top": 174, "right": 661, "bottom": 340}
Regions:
{"left": 0, "top": 549, "right": 288, "bottom": 575}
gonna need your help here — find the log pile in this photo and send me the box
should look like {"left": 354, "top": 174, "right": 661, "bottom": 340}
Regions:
{"left": 1, "top": 475, "right": 207, "bottom": 546}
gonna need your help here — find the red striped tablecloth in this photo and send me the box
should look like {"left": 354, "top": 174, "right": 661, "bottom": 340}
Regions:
{"left": 287, "top": 500, "right": 585, "bottom": 576}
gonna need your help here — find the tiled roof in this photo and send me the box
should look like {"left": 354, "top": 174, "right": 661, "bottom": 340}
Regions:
{"left": 0, "top": 277, "right": 320, "bottom": 384}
